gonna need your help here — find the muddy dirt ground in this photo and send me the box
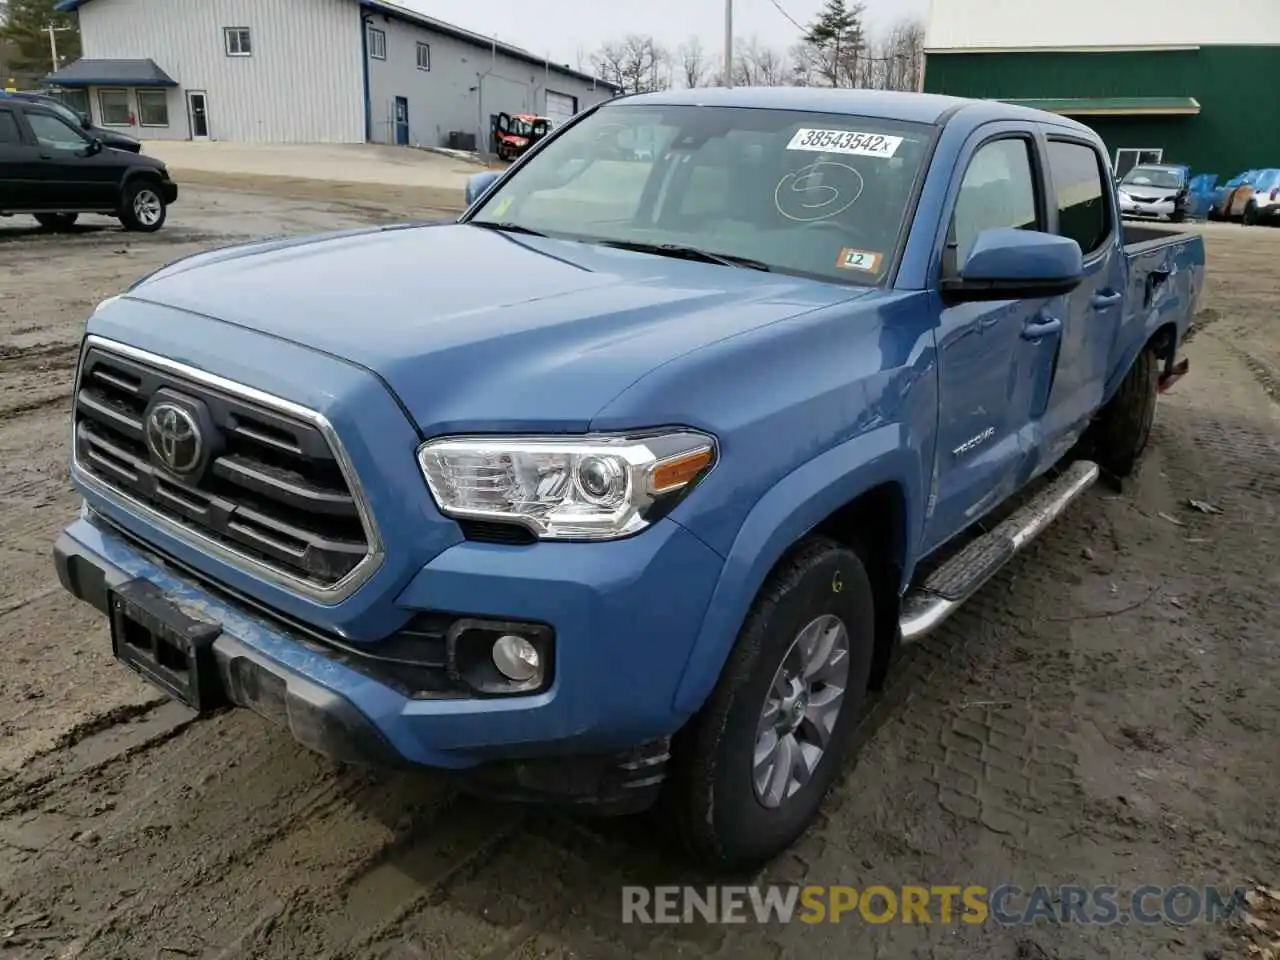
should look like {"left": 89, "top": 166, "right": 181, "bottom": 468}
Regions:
{"left": 0, "top": 187, "right": 1277, "bottom": 960}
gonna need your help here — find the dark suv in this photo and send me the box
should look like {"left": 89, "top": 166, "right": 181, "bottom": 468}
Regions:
{"left": 3, "top": 90, "right": 142, "bottom": 153}
{"left": 0, "top": 98, "right": 177, "bottom": 232}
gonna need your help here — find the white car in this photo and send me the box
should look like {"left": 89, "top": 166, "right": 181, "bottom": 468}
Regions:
{"left": 1117, "top": 164, "right": 1190, "bottom": 222}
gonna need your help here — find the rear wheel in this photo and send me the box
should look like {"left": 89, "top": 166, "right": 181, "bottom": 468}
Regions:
{"left": 119, "top": 178, "right": 167, "bottom": 232}
{"left": 1092, "top": 346, "right": 1159, "bottom": 478}
{"left": 1244, "top": 201, "right": 1259, "bottom": 226}
{"left": 664, "top": 536, "right": 875, "bottom": 868}
{"left": 33, "top": 212, "right": 79, "bottom": 231}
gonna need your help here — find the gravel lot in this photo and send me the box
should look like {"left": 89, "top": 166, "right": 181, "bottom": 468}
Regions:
{"left": 0, "top": 186, "right": 1277, "bottom": 960}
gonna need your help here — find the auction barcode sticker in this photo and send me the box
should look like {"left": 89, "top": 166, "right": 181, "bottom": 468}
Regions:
{"left": 787, "top": 128, "right": 903, "bottom": 158}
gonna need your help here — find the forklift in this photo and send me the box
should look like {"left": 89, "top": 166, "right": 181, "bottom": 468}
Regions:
{"left": 492, "top": 112, "right": 553, "bottom": 162}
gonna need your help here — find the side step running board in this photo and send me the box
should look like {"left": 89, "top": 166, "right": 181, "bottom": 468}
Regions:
{"left": 899, "top": 460, "right": 1100, "bottom": 642}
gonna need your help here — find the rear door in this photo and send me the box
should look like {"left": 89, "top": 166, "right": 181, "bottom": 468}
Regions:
{"left": 1035, "top": 133, "right": 1126, "bottom": 462}
{"left": 0, "top": 104, "right": 34, "bottom": 210}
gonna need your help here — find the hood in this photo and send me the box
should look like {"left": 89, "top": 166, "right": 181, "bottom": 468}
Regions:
{"left": 124, "top": 223, "right": 871, "bottom": 434}
{"left": 94, "top": 127, "right": 142, "bottom": 150}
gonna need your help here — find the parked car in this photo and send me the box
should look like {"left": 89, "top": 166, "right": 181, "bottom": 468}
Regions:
{"left": 53, "top": 89, "right": 1203, "bottom": 868}
{"left": 1117, "top": 162, "right": 1191, "bottom": 222}
{"left": 1236, "top": 168, "right": 1280, "bottom": 224}
{"left": 1208, "top": 169, "right": 1260, "bottom": 221}
{"left": 0, "top": 90, "right": 142, "bottom": 153}
{"left": 0, "top": 97, "right": 176, "bottom": 231}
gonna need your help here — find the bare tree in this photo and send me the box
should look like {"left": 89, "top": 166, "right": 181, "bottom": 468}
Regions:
{"left": 591, "top": 35, "right": 670, "bottom": 94}
{"left": 732, "top": 36, "right": 789, "bottom": 87}
{"left": 678, "top": 35, "right": 709, "bottom": 88}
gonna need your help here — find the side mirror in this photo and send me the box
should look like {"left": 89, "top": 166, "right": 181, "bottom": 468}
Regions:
{"left": 942, "top": 228, "right": 1084, "bottom": 302}
{"left": 86, "top": 137, "right": 103, "bottom": 156}
{"left": 80, "top": 112, "right": 92, "bottom": 129}
{"left": 464, "top": 170, "right": 502, "bottom": 207}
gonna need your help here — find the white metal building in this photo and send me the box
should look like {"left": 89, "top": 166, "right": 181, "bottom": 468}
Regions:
{"left": 48, "top": 0, "right": 619, "bottom": 145}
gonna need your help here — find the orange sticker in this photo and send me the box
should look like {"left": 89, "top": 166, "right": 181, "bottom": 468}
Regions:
{"left": 837, "top": 248, "right": 883, "bottom": 272}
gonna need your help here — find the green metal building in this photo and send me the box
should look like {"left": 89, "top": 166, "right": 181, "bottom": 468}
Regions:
{"left": 921, "top": 2, "right": 1280, "bottom": 178}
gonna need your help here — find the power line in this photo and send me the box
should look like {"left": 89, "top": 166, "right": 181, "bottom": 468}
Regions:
{"left": 764, "top": 0, "right": 808, "bottom": 33}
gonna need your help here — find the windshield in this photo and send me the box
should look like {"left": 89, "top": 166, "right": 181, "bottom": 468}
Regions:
{"left": 468, "top": 103, "right": 935, "bottom": 284}
{"left": 1121, "top": 166, "right": 1183, "bottom": 190}
{"left": 509, "top": 117, "right": 534, "bottom": 137}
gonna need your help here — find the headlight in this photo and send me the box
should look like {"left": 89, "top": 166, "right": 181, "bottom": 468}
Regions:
{"left": 417, "top": 430, "right": 717, "bottom": 540}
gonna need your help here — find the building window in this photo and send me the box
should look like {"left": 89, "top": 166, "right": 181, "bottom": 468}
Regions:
{"left": 1046, "top": 139, "right": 1113, "bottom": 257}
{"left": 367, "top": 26, "right": 386, "bottom": 60}
{"left": 97, "top": 88, "right": 131, "bottom": 126}
{"left": 416, "top": 41, "right": 430, "bottom": 71}
{"left": 136, "top": 89, "right": 169, "bottom": 127}
{"left": 224, "top": 26, "right": 252, "bottom": 56}
{"left": 949, "top": 137, "right": 1040, "bottom": 268}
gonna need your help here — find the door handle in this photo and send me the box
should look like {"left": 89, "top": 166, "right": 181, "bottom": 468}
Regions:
{"left": 1022, "top": 315, "right": 1062, "bottom": 340}
{"left": 1091, "top": 290, "right": 1123, "bottom": 309}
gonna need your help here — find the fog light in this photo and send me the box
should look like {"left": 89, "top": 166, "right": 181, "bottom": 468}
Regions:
{"left": 492, "top": 634, "right": 541, "bottom": 683}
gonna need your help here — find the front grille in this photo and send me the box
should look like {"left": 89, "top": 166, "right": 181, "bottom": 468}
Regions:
{"left": 73, "top": 342, "right": 375, "bottom": 593}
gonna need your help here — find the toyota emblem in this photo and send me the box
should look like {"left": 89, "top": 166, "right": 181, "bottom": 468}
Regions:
{"left": 145, "top": 402, "right": 203, "bottom": 474}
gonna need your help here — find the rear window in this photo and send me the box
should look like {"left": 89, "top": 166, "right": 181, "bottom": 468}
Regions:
{"left": 0, "top": 109, "right": 20, "bottom": 145}
{"left": 1046, "top": 140, "right": 1112, "bottom": 256}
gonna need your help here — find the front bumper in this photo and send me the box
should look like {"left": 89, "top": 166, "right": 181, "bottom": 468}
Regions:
{"left": 1119, "top": 197, "right": 1177, "bottom": 220}
{"left": 54, "top": 507, "right": 724, "bottom": 806}
{"left": 160, "top": 181, "right": 179, "bottom": 204}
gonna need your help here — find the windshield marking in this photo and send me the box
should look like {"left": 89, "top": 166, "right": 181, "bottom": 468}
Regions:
{"left": 836, "top": 248, "right": 883, "bottom": 272}
{"left": 774, "top": 161, "right": 865, "bottom": 222}
{"left": 787, "top": 128, "right": 903, "bottom": 158}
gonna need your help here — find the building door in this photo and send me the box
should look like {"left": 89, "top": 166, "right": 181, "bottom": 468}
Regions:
{"left": 545, "top": 90, "right": 577, "bottom": 125}
{"left": 186, "top": 91, "right": 209, "bottom": 140}
{"left": 1114, "top": 148, "right": 1162, "bottom": 178}
{"left": 393, "top": 96, "right": 409, "bottom": 146}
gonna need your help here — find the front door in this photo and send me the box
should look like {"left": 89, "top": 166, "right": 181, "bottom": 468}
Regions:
{"left": 22, "top": 107, "right": 122, "bottom": 209}
{"left": 187, "top": 91, "right": 209, "bottom": 140}
{"left": 1035, "top": 135, "right": 1126, "bottom": 464}
{"left": 393, "top": 97, "right": 409, "bottom": 146}
{"left": 924, "top": 130, "right": 1061, "bottom": 553}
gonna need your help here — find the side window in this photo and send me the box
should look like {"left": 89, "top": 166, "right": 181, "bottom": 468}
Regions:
{"left": 1047, "top": 140, "right": 1112, "bottom": 256}
{"left": 0, "top": 109, "right": 22, "bottom": 145}
{"left": 27, "top": 112, "right": 90, "bottom": 152}
{"left": 950, "top": 137, "right": 1040, "bottom": 269}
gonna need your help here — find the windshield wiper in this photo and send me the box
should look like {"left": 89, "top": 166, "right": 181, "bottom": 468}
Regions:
{"left": 468, "top": 220, "right": 547, "bottom": 237}
{"left": 595, "top": 239, "right": 772, "bottom": 272}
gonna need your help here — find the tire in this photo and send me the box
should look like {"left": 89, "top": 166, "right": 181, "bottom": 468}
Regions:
{"left": 1170, "top": 210, "right": 1186, "bottom": 224}
{"left": 1244, "top": 201, "right": 1259, "bottom": 227}
{"left": 33, "top": 212, "right": 79, "bottom": 231}
{"left": 1093, "top": 346, "right": 1159, "bottom": 478}
{"left": 118, "top": 178, "right": 167, "bottom": 232}
{"left": 663, "top": 536, "right": 876, "bottom": 868}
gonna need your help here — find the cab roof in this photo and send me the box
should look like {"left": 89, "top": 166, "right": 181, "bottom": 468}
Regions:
{"left": 608, "top": 87, "right": 1097, "bottom": 135}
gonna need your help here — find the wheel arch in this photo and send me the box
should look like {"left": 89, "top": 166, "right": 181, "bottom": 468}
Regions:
{"left": 671, "top": 424, "right": 921, "bottom": 716}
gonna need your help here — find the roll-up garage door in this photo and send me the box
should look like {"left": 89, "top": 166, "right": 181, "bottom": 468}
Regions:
{"left": 545, "top": 91, "right": 577, "bottom": 125}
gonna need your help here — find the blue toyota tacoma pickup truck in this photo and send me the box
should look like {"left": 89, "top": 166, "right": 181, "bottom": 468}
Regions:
{"left": 54, "top": 89, "right": 1203, "bottom": 867}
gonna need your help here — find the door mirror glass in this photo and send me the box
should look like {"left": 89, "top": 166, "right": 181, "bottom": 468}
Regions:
{"left": 943, "top": 227, "right": 1084, "bottom": 302}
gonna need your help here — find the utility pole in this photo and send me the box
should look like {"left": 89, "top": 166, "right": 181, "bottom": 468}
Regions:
{"left": 723, "top": 0, "right": 733, "bottom": 88}
{"left": 48, "top": 24, "right": 59, "bottom": 73}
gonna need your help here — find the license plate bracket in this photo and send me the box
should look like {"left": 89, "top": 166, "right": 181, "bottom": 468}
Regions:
{"left": 110, "top": 578, "right": 226, "bottom": 714}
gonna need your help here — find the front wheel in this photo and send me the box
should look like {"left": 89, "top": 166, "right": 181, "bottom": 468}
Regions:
{"left": 664, "top": 536, "right": 875, "bottom": 868}
{"left": 119, "top": 179, "right": 167, "bottom": 232}
{"left": 1244, "top": 202, "right": 1259, "bottom": 227}
{"left": 34, "top": 212, "right": 79, "bottom": 231}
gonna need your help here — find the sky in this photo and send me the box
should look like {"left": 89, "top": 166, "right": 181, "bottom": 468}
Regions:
{"left": 398, "top": 0, "right": 930, "bottom": 72}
